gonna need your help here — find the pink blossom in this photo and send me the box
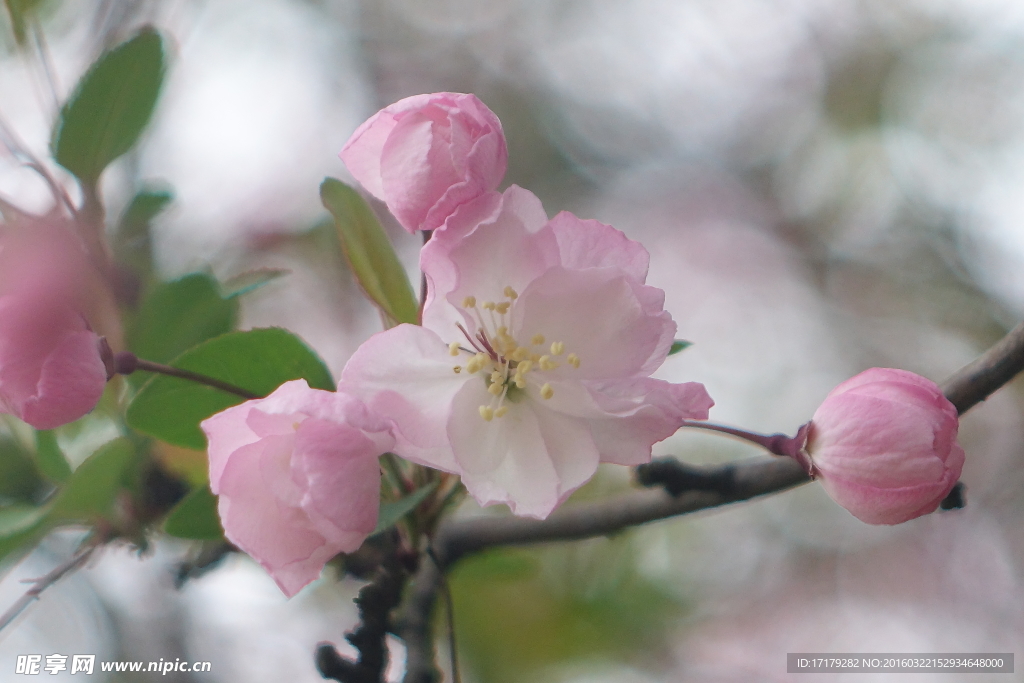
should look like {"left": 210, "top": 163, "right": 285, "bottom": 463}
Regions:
{"left": 201, "top": 380, "right": 395, "bottom": 597}
{"left": 807, "top": 368, "right": 965, "bottom": 525}
{"left": 341, "top": 185, "right": 713, "bottom": 519}
{"left": 0, "top": 294, "right": 106, "bottom": 430}
{"left": 0, "top": 224, "right": 107, "bottom": 429}
{"left": 340, "top": 92, "right": 508, "bottom": 233}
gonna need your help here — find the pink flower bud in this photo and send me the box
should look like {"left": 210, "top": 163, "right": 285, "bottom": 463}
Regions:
{"left": 807, "top": 368, "right": 965, "bottom": 525}
{"left": 200, "top": 380, "right": 395, "bottom": 597}
{"left": 0, "top": 294, "right": 107, "bottom": 430}
{"left": 340, "top": 92, "right": 508, "bottom": 233}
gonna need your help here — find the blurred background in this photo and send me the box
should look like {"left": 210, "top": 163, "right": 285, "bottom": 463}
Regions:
{"left": 1, "top": 0, "right": 1023, "bottom": 680}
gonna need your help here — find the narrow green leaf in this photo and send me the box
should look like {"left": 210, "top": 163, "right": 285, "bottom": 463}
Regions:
{"left": 3, "top": 0, "right": 45, "bottom": 45}
{"left": 52, "top": 27, "right": 165, "bottom": 183}
{"left": 130, "top": 273, "right": 237, "bottom": 364}
{"left": 50, "top": 438, "right": 133, "bottom": 523}
{"left": 126, "top": 328, "right": 335, "bottom": 449}
{"left": 0, "top": 505, "right": 49, "bottom": 565}
{"left": 221, "top": 268, "right": 290, "bottom": 299}
{"left": 0, "top": 436, "right": 45, "bottom": 502}
{"left": 668, "top": 340, "right": 692, "bottom": 355}
{"left": 320, "top": 178, "right": 418, "bottom": 326}
{"left": 34, "top": 430, "right": 71, "bottom": 483}
{"left": 163, "top": 486, "right": 223, "bottom": 540}
{"left": 115, "top": 188, "right": 172, "bottom": 279}
{"left": 372, "top": 481, "right": 438, "bottom": 536}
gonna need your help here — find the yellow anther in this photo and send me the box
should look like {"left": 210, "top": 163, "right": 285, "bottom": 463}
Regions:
{"left": 497, "top": 326, "right": 508, "bottom": 337}
{"left": 495, "top": 406, "right": 509, "bottom": 418}
{"left": 539, "top": 355, "right": 558, "bottom": 371}
{"left": 490, "top": 370, "right": 503, "bottom": 384}
{"left": 503, "top": 286, "right": 518, "bottom": 300}
{"left": 540, "top": 383, "right": 554, "bottom": 400}
{"left": 510, "top": 347, "right": 529, "bottom": 361}
{"left": 462, "top": 296, "right": 477, "bottom": 308}
{"left": 550, "top": 341, "right": 565, "bottom": 356}
{"left": 488, "top": 382, "right": 504, "bottom": 396}
{"left": 530, "top": 353, "right": 541, "bottom": 363}
{"left": 567, "top": 353, "right": 580, "bottom": 368}
{"left": 449, "top": 341, "right": 461, "bottom": 356}
{"left": 517, "top": 359, "right": 533, "bottom": 374}
{"left": 482, "top": 301, "right": 496, "bottom": 311}
{"left": 453, "top": 366, "right": 462, "bottom": 374}
{"left": 466, "top": 353, "right": 488, "bottom": 374}
{"left": 531, "top": 334, "right": 545, "bottom": 346}
{"left": 479, "top": 405, "right": 494, "bottom": 421}
{"left": 495, "top": 302, "right": 511, "bottom": 315}
{"left": 514, "top": 377, "right": 526, "bottom": 389}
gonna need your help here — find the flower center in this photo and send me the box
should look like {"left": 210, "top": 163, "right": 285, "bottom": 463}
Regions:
{"left": 447, "top": 285, "right": 581, "bottom": 420}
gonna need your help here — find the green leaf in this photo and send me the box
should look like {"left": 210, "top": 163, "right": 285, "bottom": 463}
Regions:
{"left": 372, "top": 481, "right": 438, "bottom": 536}
{"left": 50, "top": 438, "right": 133, "bottom": 523}
{"left": 3, "top": 0, "right": 45, "bottom": 45}
{"left": 163, "top": 486, "right": 223, "bottom": 540}
{"left": 221, "top": 268, "right": 290, "bottom": 299}
{"left": 0, "top": 436, "right": 45, "bottom": 503}
{"left": 0, "top": 505, "right": 49, "bottom": 565}
{"left": 126, "top": 328, "right": 335, "bottom": 449}
{"left": 130, "top": 273, "right": 237, "bottom": 364}
{"left": 320, "top": 178, "right": 418, "bottom": 326}
{"left": 668, "top": 340, "right": 692, "bottom": 355}
{"left": 115, "top": 187, "right": 172, "bottom": 278}
{"left": 52, "top": 28, "right": 165, "bottom": 183}
{"left": 34, "top": 430, "right": 71, "bottom": 483}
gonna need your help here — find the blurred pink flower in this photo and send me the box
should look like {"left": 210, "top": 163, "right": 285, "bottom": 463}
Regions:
{"left": 0, "top": 223, "right": 107, "bottom": 429}
{"left": 341, "top": 185, "right": 713, "bottom": 519}
{"left": 0, "top": 295, "right": 106, "bottom": 429}
{"left": 340, "top": 92, "right": 508, "bottom": 233}
{"left": 201, "top": 380, "right": 395, "bottom": 597}
{"left": 807, "top": 368, "right": 965, "bottom": 525}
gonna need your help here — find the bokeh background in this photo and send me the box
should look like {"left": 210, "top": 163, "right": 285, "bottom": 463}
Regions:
{"left": 1, "top": 0, "right": 1023, "bottom": 681}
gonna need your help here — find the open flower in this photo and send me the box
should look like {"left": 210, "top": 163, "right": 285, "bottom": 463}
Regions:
{"left": 201, "top": 380, "right": 395, "bottom": 597}
{"left": 807, "top": 368, "right": 965, "bottom": 525}
{"left": 341, "top": 185, "right": 713, "bottom": 518}
{"left": 340, "top": 92, "right": 508, "bottom": 233}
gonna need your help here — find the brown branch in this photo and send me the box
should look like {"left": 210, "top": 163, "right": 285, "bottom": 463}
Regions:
{"left": 940, "top": 321, "right": 1024, "bottom": 414}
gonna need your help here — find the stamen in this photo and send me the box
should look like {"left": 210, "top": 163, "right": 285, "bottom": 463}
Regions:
{"left": 479, "top": 405, "right": 495, "bottom": 421}
{"left": 495, "top": 406, "right": 509, "bottom": 418}
{"left": 453, "top": 366, "right": 462, "bottom": 374}
{"left": 495, "top": 302, "right": 510, "bottom": 315}
{"left": 482, "top": 301, "right": 496, "bottom": 311}
{"left": 511, "top": 347, "right": 528, "bottom": 361}
{"left": 488, "top": 382, "right": 503, "bottom": 396}
{"left": 540, "top": 383, "right": 554, "bottom": 400}
{"left": 462, "top": 296, "right": 477, "bottom": 308}
{"left": 539, "top": 355, "right": 558, "bottom": 371}
{"left": 531, "top": 334, "right": 545, "bottom": 346}
{"left": 466, "top": 353, "right": 488, "bottom": 374}
{"left": 490, "top": 370, "right": 503, "bottom": 384}
{"left": 550, "top": 341, "right": 565, "bottom": 356}
{"left": 449, "top": 341, "right": 461, "bottom": 356}
{"left": 567, "top": 353, "right": 580, "bottom": 368}
{"left": 503, "top": 286, "right": 518, "bottom": 300}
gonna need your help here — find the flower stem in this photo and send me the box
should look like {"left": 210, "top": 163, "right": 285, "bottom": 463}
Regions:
{"left": 113, "top": 352, "right": 261, "bottom": 400}
{"left": 680, "top": 420, "right": 813, "bottom": 473}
